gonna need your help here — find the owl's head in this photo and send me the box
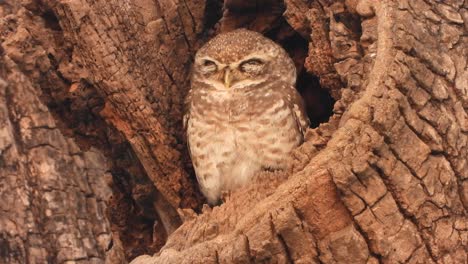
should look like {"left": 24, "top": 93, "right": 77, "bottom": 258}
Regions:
{"left": 192, "top": 29, "right": 296, "bottom": 91}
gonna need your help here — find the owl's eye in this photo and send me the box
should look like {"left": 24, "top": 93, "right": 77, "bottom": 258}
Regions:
{"left": 200, "top": 60, "right": 217, "bottom": 73}
{"left": 239, "top": 58, "right": 265, "bottom": 73}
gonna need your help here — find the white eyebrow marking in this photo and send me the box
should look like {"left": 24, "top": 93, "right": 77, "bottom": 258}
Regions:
{"left": 234, "top": 54, "right": 270, "bottom": 66}
{"left": 197, "top": 57, "right": 226, "bottom": 67}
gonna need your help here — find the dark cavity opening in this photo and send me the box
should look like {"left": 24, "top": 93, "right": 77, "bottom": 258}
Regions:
{"left": 296, "top": 71, "right": 335, "bottom": 128}
{"left": 203, "top": 0, "right": 223, "bottom": 34}
{"left": 266, "top": 22, "right": 335, "bottom": 128}
{"left": 42, "top": 10, "right": 61, "bottom": 31}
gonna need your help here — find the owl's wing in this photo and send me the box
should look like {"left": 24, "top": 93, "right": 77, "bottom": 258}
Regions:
{"left": 182, "top": 111, "right": 190, "bottom": 132}
{"left": 182, "top": 90, "right": 192, "bottom": 132}
{"left": 284, "top": 84, "right": 310, "bottom": 137}
{"left": 182, "top": 111, "right": 193, "bottom": 166}
{"left": 182, "top": 90, "right": 193, "bottom": 163}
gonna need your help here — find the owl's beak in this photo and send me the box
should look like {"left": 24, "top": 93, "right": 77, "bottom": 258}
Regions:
{"left": 224, "top": 68, "right": 232, "bottom": 89}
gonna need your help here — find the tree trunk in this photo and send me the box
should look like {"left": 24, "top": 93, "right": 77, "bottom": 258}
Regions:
{"left": 1, "top": 0, "right": 466, "bottom": 263}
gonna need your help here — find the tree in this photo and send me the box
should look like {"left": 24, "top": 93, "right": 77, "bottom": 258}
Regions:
{"left": 0, "top": 0, "right": 466, "bottom": 263}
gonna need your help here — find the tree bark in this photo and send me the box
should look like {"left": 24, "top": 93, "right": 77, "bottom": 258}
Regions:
{"left": 1, "top": 0, "right": 466, "bottom": 263}
{"left": 0, "top": 17, "right": 115, "bottom": 264}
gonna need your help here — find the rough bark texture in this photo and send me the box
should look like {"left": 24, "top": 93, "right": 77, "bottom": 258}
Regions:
{"left": 132, "top": 0, "right": 467, "bottom": 263}
{"left": 2, "top": 0, "right": 206, "bottom": 261}
{"left": 1, "top": 0, "right": 466, "bottom": 263}
{"left": 0, "top": 22, "right": 114, "bottom": 264}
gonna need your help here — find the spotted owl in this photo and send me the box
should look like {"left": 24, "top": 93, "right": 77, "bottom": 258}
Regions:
{"left": 184, "top": 29, "right": 309, "bottom": 204}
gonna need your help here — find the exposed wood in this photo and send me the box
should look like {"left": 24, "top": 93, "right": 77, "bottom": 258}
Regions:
{"left": 0, "top": 40, "right": 115, "bottom": 264}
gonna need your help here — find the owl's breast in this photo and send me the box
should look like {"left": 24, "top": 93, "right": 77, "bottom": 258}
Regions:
{"left": 188, "top": 87, "right": 302, "bottom": 168}
{"left": 227, "top": 89, "right": 275, "bottom": 119}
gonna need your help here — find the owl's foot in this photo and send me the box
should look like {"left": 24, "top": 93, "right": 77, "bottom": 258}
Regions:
{"left": 220, "top": 190, "right": 232, "bottom": 204}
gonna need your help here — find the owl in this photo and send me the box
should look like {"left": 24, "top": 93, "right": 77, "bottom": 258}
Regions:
{"left": 184, "top": 29, "right": 309, "bottom": 204}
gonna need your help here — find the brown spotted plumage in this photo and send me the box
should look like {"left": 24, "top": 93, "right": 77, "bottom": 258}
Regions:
{"left": 184, "top": 29, "right": 309, "bottom": 204}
